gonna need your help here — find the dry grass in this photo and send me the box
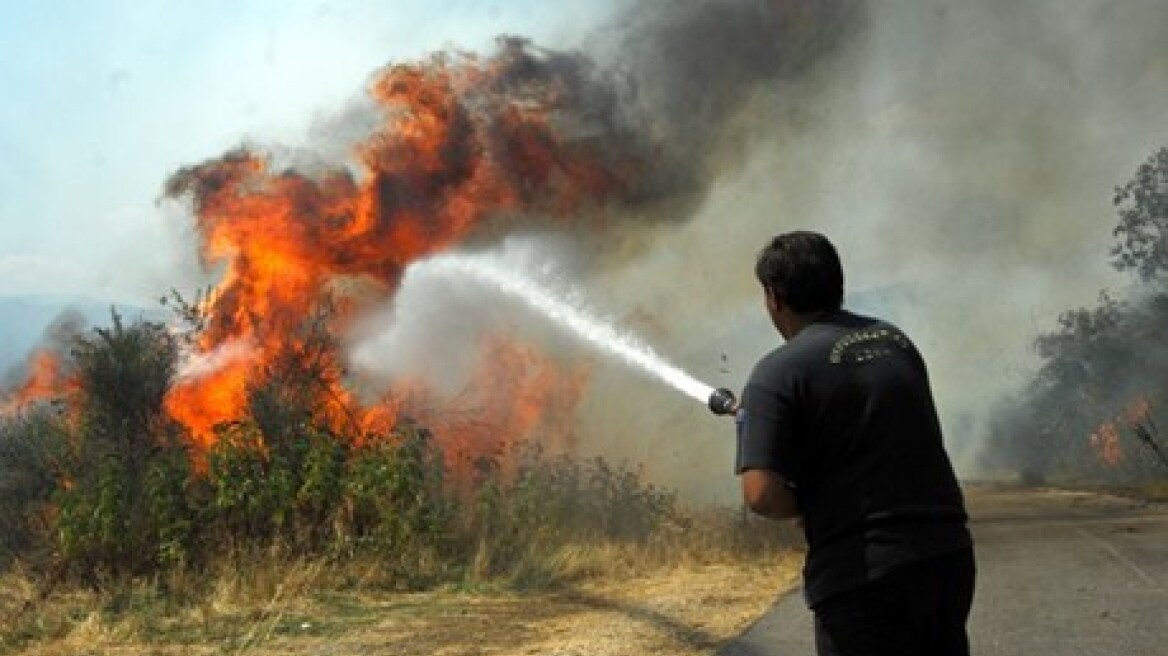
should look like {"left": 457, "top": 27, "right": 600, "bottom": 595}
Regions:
{"left": 1, "top": 515, "right": 802, "bottom": 656}
{"left": 1114, "top": 480, "right": 1168, "bottom": 502}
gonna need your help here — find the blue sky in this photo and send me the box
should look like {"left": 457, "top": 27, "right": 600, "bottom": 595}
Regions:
{"left": 0, "top": 1, "right": 623, "bottom": 302}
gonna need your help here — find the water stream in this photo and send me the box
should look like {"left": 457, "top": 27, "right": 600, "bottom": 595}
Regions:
{"left": 418, "top": 253, "right": 715, "bottom": 404}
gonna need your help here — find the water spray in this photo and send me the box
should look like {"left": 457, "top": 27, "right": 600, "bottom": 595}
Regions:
{"left": 413, "top": 253, "right": 737, "bottom": 417}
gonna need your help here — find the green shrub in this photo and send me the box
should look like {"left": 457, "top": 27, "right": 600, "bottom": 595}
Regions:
{"left": 463, "top": 444, "right": 681, "bottom": 581}
{"left": 0, "top": 408, "right": 69, "bottom": 565}
{"left": 207, "top": 421, "right": 295, "bottom": 543}
{"left": 340, "top": 427, "right": 454, "bottom": 582}
{"left": 293, "top": 427, "right": 347, "bottom": 547}
{"left": 144, "top": 440, "right": 197, "bottom": 570}
{"left": 51, "top": 313, "right": 185, "bottom": 581}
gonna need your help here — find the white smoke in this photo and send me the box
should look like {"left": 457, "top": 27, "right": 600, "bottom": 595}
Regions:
{"left": 348, "top": 236, "right": 600, "bottom": 396}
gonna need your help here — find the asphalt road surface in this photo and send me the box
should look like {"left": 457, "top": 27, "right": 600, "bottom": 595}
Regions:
{"left": 720, "top": 487, "right": 1168, "bottom": 656}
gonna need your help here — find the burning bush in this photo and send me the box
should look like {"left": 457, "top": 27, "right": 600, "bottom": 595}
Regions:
{"left": 0, "top": 310, "right": 696, "bottom": 591}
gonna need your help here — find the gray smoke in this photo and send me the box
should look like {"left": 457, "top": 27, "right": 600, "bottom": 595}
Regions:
{"left": 552, "top": 0, "right": 1168, "bottom": 498}
{"left": 348, "top": 0, "right": 1168, "bottom": 499}
{"left": 593, "top": 0, "right": 864, "bottom": 215}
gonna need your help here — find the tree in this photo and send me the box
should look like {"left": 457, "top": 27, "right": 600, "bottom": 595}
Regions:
{"left": 985, "top": 145, "right": 1168, "bottom": 482}
{"left": 1112, "top": 146, "right": 1168, "bottom": 281}
{"left": 54, "top": 311, "right": 192, "bottom": 579}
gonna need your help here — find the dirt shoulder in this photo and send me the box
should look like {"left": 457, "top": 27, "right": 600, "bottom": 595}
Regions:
{"left": 963, "top": 483, "right": 1168, "bottom": 521}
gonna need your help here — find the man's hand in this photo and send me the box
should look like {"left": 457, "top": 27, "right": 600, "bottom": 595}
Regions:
{"left": 740, "top": 469, "right": 800, "bottom": 520}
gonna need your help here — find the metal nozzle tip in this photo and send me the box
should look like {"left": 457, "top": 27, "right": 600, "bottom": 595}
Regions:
{"left": 708, "top": 388, "right": 738, "bottom": 416}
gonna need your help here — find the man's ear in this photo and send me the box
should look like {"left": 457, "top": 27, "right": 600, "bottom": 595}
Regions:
{"left": 764, "top": 286, "right": 784, "bottom": 311}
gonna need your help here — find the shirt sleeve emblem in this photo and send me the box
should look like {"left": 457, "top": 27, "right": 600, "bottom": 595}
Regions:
{"left": 829, "top": 326, "right": 911, "bottom": 364}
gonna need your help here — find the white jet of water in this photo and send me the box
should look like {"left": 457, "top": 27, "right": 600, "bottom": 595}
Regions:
{"left": 173, "top": 337, "right": 254, "bottom": 382}
{"left": 417, "top": 253, "right": 715, "bottom": 404}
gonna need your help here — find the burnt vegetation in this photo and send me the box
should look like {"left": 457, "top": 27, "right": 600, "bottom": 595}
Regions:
{"left": 986, "top": 145, "right": 1168, "bottom": 484}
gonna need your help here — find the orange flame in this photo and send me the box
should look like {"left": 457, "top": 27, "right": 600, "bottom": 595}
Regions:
{"left": 0, "top": 351, "right": 78, "bottom": 416}
{"left": 1089, "top": 421, "right": 1123, "bottom": 467}
{"left": 165, "top": 356, "right": 252, "bottom": 451}
{"left": 1124, "top": 395, "right": 1151, "bottom": 427}
{"left": 160, "top": 39, "right": 642, "bottom": 457}
{"left": 461, "top": 334, "right": 589, "bottom": 453}
{"left": 397, "top": 335, "right": 591, "bottom": 478}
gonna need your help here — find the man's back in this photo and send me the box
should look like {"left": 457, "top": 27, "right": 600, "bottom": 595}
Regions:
{"left": 740, "top": 231, "right": 974, "bottom": 655}
{"left": 739, "top": 310, "right": 970, "bottom": 605}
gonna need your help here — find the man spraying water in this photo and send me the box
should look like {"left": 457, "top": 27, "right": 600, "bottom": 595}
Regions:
{"left": 726, "top": 231, "right": 974, "bottom": 656}
{"left": 407, "top": 238, "right": 971, "bottom": 656}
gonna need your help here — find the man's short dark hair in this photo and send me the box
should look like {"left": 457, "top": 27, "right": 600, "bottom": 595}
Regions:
{"left": 755, "top": 231, "right": 844, "bottom": 313}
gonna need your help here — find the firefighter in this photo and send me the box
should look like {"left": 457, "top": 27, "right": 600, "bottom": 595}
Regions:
{"left": 735, "top": 231, "right": 975, "bottom": 656}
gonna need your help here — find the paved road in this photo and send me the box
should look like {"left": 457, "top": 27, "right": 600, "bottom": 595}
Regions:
{"left": 720, "top": 487, "right": 1168, "bottom": 655}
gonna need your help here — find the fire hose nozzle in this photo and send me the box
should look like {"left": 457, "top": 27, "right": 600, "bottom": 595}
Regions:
{"left": 708, "top": 387, "right": 738, "bottom": 416}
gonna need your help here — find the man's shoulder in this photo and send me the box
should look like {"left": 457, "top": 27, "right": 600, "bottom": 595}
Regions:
{"left": 825, "top": 312, "right": 924, "bottom": 368}
{"left": 826, "top": 310, "right": 917, "bottom": 345}
{"left": 831, "top": 309, "right": 890, "bottom": 331}
{"left": 747, "top": 328, "right": 832, "bottom": 384}
{"left": 791, "top": 310, "right": 895, "bottom": 355}
{"left": 748, "top": 311, "right": 916, "bottom": 383}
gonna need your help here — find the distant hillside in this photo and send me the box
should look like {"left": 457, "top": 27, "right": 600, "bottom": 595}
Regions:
{"left": 0, "top": 295, "right": 154, "bottom": 383}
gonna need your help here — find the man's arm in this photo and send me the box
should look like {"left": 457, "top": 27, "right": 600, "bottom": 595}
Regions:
{"left": 741, "top": 468, "right": 800, "bottom": 520}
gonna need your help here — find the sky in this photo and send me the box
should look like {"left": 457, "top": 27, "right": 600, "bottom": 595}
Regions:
{"left": 0, "top": 0, "right": 624, "bottom": 302}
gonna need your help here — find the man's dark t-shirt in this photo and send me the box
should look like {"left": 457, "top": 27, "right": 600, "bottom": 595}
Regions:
{"left": 736, "top": 309, "right": 972, "bottom": 607}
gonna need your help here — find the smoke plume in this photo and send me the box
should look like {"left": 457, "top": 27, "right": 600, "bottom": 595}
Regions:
{"left": 574, "top": 0, "right": 1168, "bottom": 496}
{"left": 148, "top": 1, "right": 866, "bottom": 470}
